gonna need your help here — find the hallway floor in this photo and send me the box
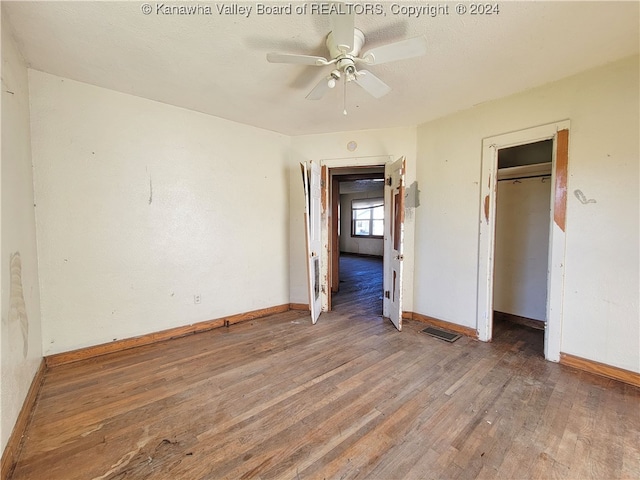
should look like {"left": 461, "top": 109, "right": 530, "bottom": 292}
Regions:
{"left": 331, "top": 254, "right": 383, "bottom": 317}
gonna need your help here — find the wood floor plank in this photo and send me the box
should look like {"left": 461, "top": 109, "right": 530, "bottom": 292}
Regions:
{"left": 8, "top": 255, "right": 640, "bottom": 479}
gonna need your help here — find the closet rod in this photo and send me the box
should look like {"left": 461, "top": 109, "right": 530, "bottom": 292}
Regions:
{"left": 497, "top": 173, "right": 551, "bottom": 182}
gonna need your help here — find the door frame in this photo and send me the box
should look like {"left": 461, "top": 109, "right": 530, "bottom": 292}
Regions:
{"left": 330, "top": 171, "right": 386, "bottom": 296}
{"left": 477, "top": 120, "right": 569, "bottom": 362}
{"left": 319, "top": 155, "right": 392, "bottom": 313}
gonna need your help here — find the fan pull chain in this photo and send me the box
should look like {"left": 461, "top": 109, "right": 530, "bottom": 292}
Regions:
{"left": 343, "top": 75, "right": 348, "bottom": 116}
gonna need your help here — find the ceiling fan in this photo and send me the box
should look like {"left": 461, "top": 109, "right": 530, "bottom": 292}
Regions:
{"left": 266, "top": 7, "right": 428, "bottom": 105}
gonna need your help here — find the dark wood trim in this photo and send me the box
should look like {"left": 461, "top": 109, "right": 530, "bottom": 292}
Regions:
{"left": 289, "top": 303, "right": 310, "bottom": 311}
{"left": 560, "top": 353, "right": 640, "bottom": 388}
{"left": 554, "top": 129, "right": 569, "bottom": 232}
{"left": 407, "top": 312, "right": 478, "bottom": 339}
{"left": 494, "top": 311, "right": 545, "bottom": 331}
{"left": 1, "top": 358, "right": 46, "bottom": 480}
{"left": 46, "top": 305, "right": 290, "bottom": 367}
{"left": 331, "top": 174, "right": 340, "bottom": 294}
{"left": 225, "top": 304, "right": 290, "bottom": 326}
{"left": 46, "top": 319, "right": 225, "bottom": 367}
{"left": 321, "top": 165, "right": 330, "bottom": 311}
{"left": 483, "top": 194, "right": 490, "bottom": 224}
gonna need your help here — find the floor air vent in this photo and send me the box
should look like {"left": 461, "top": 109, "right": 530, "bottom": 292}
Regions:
{"left": 421, "top": 326, "right": 461, "bottom": 343}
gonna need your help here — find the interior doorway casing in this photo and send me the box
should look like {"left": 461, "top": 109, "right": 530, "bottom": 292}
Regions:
{"left": 319, "top": 156, "right": 392, "bottom": 314}
{"left": 330, "top": 171, "right": 385, "bottom": 298}
{"left": 477, "top": 121, "right": 570, "bottom": 362}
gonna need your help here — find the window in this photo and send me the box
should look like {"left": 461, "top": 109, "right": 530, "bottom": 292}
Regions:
{"left": 351, "top": 198, "right": 384, "bottom": 238}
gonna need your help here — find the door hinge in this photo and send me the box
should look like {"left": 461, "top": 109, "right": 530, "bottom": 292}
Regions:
{"left": 384, "top": 290, "right": 390, "bottom": 299}
{"left": 321, "top": 179, "right": 326, "bottom": 188}
{"left": 386, "top": 177, "right": 392, "bottom": 186}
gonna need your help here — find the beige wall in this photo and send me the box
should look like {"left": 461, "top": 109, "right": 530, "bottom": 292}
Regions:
{"left": 1, "top": 13, "right": 43, "bottom": 451}
{"left": 494, "top": 177, "right": 552, "bottom": 321}
{"left": 28, "top": 70, "right": 291, "bottom": 355}
{"left": 415, "top": 55, "right": 639, "bottom": 372}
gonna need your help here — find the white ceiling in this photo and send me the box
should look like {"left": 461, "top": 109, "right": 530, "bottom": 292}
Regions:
{"left": 4, "top": 1, "right": 639, "bottom": 136}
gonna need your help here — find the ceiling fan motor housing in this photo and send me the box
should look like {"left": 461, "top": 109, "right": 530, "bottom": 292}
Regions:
{"left": 326, "top": 28, "right": 365, "bottom": 58}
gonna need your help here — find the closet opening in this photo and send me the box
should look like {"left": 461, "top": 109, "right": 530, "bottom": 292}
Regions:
{"left": 493, "top": 139, "right": 553, "bottom": 354}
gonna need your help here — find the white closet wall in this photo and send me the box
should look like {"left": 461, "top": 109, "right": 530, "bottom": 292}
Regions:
{"left": 494, "top": 175, "right": 551, "bottom": 321}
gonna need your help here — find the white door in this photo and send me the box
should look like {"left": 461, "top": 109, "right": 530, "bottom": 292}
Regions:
{"left": 301, "top": 161, "right": 323, "bottom": 324}
{"left": 383, "top": 157, "right": 406, "bottom": 330}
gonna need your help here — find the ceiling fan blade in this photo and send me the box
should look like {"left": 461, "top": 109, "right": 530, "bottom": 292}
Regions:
{"left": 353, "top": 70, "right": 391, "bottom": 99}
{"left": 267, "top": 53, "right": 330, "bottom": 66}
{"left": 330, "top": 3, "right": 355, "bottom": 53}
{"left": 359, "top": 36, "right": 428, "bottom": 65}
{"left": 306, "top": 76, "right": 333, "bottom": 100}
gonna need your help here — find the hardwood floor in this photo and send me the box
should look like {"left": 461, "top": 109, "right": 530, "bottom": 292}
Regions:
{"left": 9, "top": 257, "right": 640, "bottom": 479}
{"left": 331, "top": 254, "right": 383, "bottom": 317}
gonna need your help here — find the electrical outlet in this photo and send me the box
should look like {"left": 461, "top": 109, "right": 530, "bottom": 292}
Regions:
{"left": 194, "top": 294, "right": 201, "bottom": 304}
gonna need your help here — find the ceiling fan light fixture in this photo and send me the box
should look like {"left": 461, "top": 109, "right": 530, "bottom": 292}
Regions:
{"left": 328, "top": 69, "right": 341, "bottom": 88}
{"left": 345, "top": 65, "right": 356, "bottom": 77}
{"left": 267, "top": 12, "right": 428, "bottom": 104}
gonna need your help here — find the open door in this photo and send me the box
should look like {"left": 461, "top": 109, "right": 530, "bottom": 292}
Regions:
{"left": 301, "top": 161, "right": 323, "bottom": 324}
{"left": 383, "top": 157, "right": 406, "bottom": 330}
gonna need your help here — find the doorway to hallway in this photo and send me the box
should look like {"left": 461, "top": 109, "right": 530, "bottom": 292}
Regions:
{"left": 304, "top": 155, "right": 406, "bottom": 329}
{"left": 329, "top": 170, "right": 385, "bottom": 318}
